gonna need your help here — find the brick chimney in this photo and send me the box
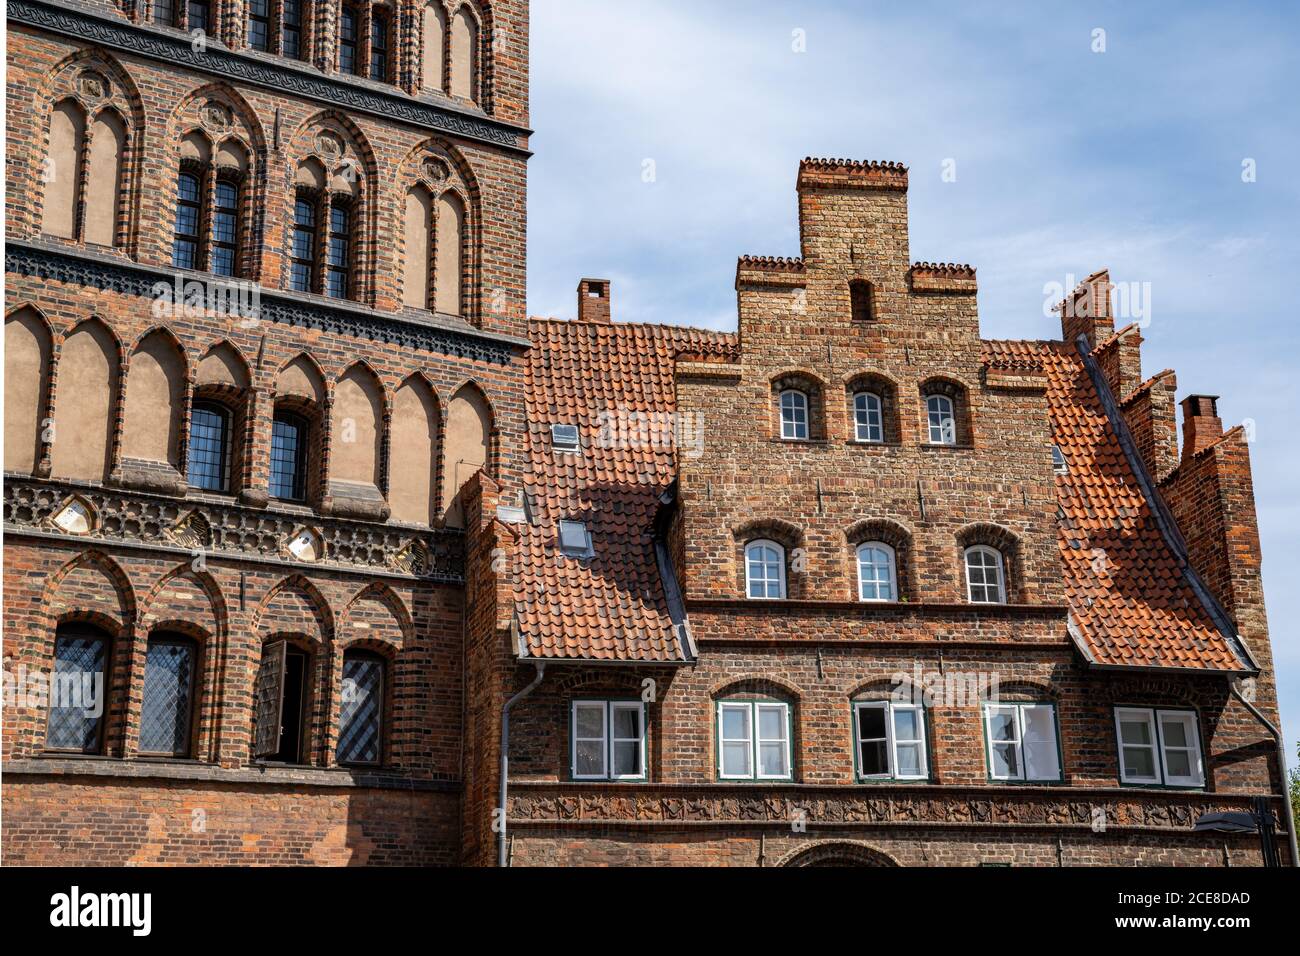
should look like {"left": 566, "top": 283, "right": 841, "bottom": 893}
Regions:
{"left": 1180, "top": 395, "right": 1223, "bottom": 461}
{"left": 577, "top": 279, "right": 612, "bottom": 324}
{"left": 1059, "top": 269, "right": 1115, "bottom": 351}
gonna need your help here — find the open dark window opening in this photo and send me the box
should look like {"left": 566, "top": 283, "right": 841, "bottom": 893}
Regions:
{"left": 253, "top": 640, "right": 312, "bottom": 764}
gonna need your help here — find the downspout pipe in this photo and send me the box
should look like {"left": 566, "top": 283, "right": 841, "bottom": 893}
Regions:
{"left": 498, "top": 661, "right": 546, "bottom": 868}
{"left": 1229, "top": 680, "right": 1298, "bottom": 867}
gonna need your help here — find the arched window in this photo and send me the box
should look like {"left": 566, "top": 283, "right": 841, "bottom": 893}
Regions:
{"left": 338, "top": 650, "right": 385, "bottom": 766}
{"left": 171, "top": 131, "right": 250, "bottom": 277}
{"left": 926, "top": 393, "right": 956, "bottom": 445}
{"left": 270, "top": 411, "right": 309, "bottom": 502}
{"left": 745, "top": 540, "right": 786, "bottom": 600}
{"left": 46, "top": 623, "right": 112, "bottom": 754}
{"left": 964, "top": 545, "right": 1006, "bottom": 604}
{"left": 779, "top": 390, "right": 809, "bottom": 441}
{"left": 187, "top": 401, "right": 232, "bottom": 492}
{"left": 853, "top": 392, "right": 884, "bottom": 444}
{"left": 856, "top": 542, "right": 897, "bottom": 603}
{"left": 139, "top": 634, "right": 198, "bottom": 758}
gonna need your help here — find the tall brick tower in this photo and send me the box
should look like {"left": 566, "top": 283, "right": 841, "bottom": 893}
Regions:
{"left": 3, "top": 0, "right": 532, "bottom": 864}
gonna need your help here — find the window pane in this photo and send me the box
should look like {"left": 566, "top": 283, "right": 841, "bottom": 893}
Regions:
{"left": 575, "top": 739, "right": 604, "bottom": 776}
{"left": 860, "top": 739, "right": 889, "bottom": 776}
{"left": 338, "top": 655, "right": 383, "bottom": 764}
{"left": 721, "top": 705, "right": 749, "bottom": 741}
{"left": 892, "top": 708, "right": 920, "bottom": 742}
{"left": 759, "top": 742, "right": 787, "bottom": 777}
{"left": 1022, "top": 706, "right": 1060, "bottom": 780}
{"left": 757, "top": 705, "right": 784, "bottom": 741}
{"left": 857, "top": 705, "right": 887, "bottom": 741}
{"left": 574, "top": 704, "right": 604, "bottom": 739}
{"left": 270, "top": 416, "right": 306, "bottom": 500}
{"left": 1160, "top": 717, "right": 1188, "bottom": 749}
{"left": 1164, "top": 749, "right": 1192, "bottom": 779}
{"left": 613, "top": 740, "right": 640, "bottom": 777}
{"left": 992, "top": 742, "right": 1019, "bottom": 778}
{"left": 895, "top": 742, "right": 923, "bottom": 777}
{"left": 1123, "top": 746, "right": 1157, "bottom": 779}
{"left": 722, "top": 741, "right": 750, "bottom": 777}
{"left": 187, "top": 404, "right": 230, "bottom": 492}
{"left": 611, "top": 705, "right": 640, "bottom": 739}
{"left": 988, "top": 709, "right": 1017, "bottom": 743}
{"left": 46, "top": 632, "right": 108, "bottom": 752}
{"left": 1120, "top": 717, "right": 1153, "bottom": 746}
{"left": 139, "top": 641, "right": 195, "bottom": 755}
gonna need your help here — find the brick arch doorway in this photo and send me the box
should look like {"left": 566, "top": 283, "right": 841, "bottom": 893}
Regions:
{"left": 780, "top": 842, "right": 899, "bottom": 867}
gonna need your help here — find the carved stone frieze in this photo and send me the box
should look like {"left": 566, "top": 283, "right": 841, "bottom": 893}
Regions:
{"left": 4, "top": 478, "right": 465, "bottom": 582}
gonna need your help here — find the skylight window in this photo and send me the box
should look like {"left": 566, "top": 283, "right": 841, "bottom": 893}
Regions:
{"left": 552, "top": 423, "right": 580, "bottom": 452}
{"left": 1052, "top": 444, "right": 1068, "bottom": 475}
{"left": 559, "top": 520, "right": 592, "bottom": 556}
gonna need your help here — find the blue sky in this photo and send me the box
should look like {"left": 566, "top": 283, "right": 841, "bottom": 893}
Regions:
{"left": 527, "top": 0, "right": 1300, "bottom": 761}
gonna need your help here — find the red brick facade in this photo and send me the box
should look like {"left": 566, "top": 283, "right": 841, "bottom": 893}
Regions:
{"left": 3, "top": 3, "right": 1290, "bottom": 868}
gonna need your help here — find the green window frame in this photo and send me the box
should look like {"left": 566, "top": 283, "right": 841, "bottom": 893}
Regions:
{"left": 852, "top": 699, "right": 930, "bottom": 782}
{"left": 1113, "top": 706, "right": 1205, "bottom": 789}
{"left": 570, "top": 699, "right": 647, "bottom": 782}
{"left": 982, "top": 701, "right": 1063, "bottom": 783}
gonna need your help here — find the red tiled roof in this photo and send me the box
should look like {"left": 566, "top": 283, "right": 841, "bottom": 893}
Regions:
{"left": 984, "top": 338, "right": 1250, "bottom": 673}
{"left": 514, "top": 319, "right": 737, "bottom": 661}
{"left": 515, "top": 317, "right": 1248, "bottom": 672}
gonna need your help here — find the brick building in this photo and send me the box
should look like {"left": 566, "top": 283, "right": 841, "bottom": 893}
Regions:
{"left": 2, "top": 2, "right": 1291, "bottom": 867}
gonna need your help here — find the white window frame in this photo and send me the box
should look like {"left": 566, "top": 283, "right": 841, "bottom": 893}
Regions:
{"left": 717, "top": 700, "right": 792, "bottom": 781}
{"left": 744, "top": 539, "right": 786, "bottom": 600}
{"left": 856, "top": 541, "right": 897, "bottom": 603}
{"left": 1114, "top": 707, "right": 1204, "bottom": 788}
{"left": 570, "top": 700, "right": 647, "bottom": 781}
{"left": 780, "top": 389, "right": 809, "bottom": 441}
{"left": 964, "top": 545, "right": 1007, "bottom": 604}
{"left": 926, "top": 393, "right": 957, "bottom": 445}
{"left": 854, "top": 700, "right": 928, "bottom": 781}
{"left": 983, "top": 702, "right": 1061, "bottom": 783}
{"left": 853, "top": 391, "right": 884, "bottom": 443}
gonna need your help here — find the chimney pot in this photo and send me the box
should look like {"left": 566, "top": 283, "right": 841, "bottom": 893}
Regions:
{"left": 1180, "top": 394, "right": 1223, "bottom": 461}
{"left": 577, "top": 278, "right": 612, "bottom": 324}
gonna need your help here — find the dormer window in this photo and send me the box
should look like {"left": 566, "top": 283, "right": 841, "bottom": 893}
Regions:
{"left": 1052, "top": 444, "right": 1068, "bottom": 475}
{"left": 780, "top": 390, "right": 809, "bottom": 441}
{"left": 551, "top": 423, "right": 580, "bottom": 453}
{"left": 559, "top": 520, "right": 592, "bottom": 556}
